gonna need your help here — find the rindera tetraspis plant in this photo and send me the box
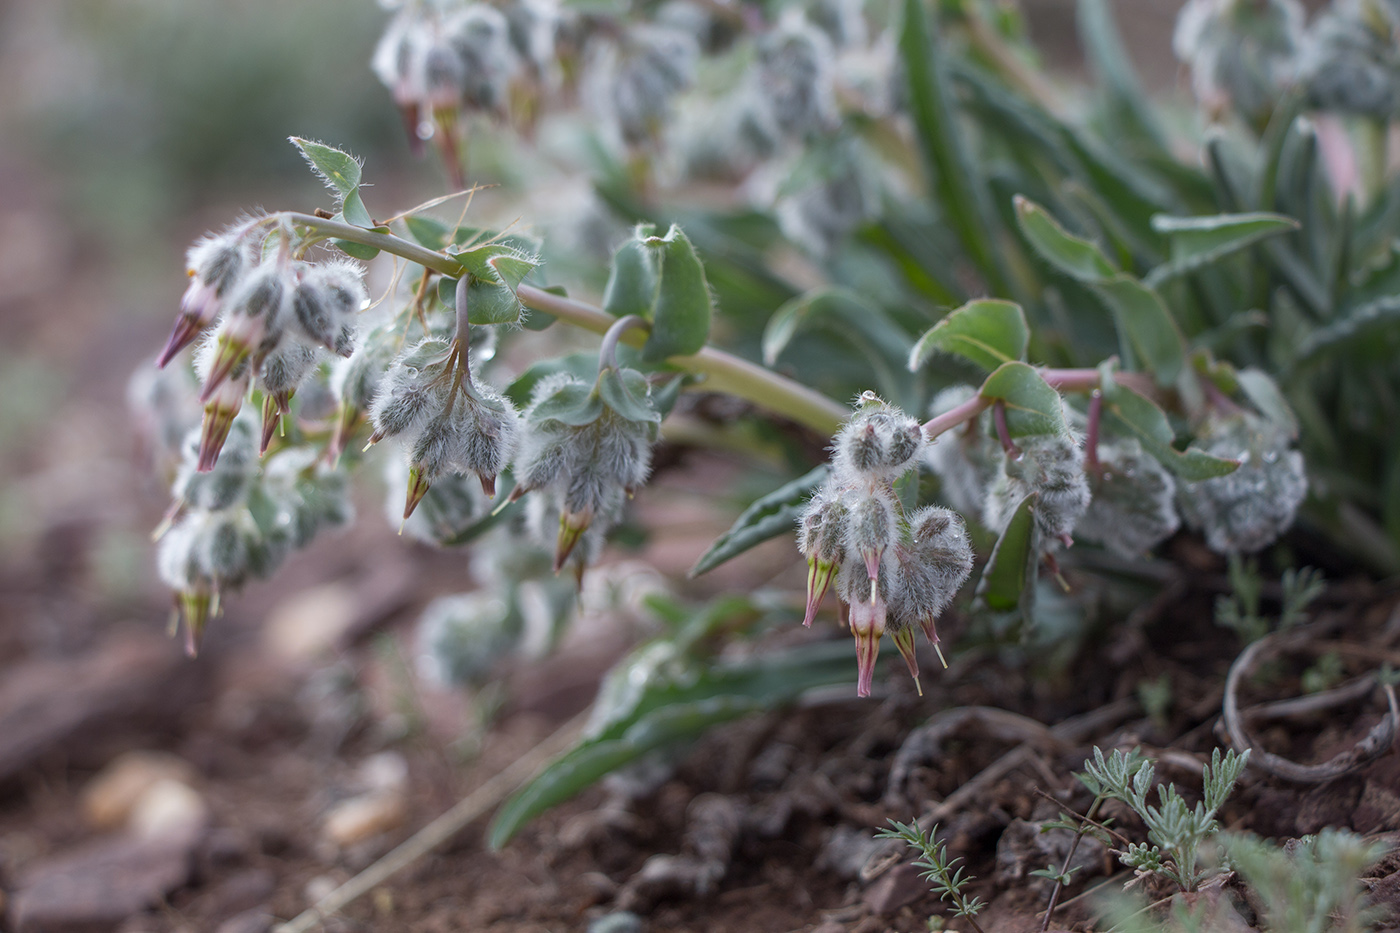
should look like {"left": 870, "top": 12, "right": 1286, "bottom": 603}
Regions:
{"left": 133, "top": 0, "right": 1400, "bottom": 841}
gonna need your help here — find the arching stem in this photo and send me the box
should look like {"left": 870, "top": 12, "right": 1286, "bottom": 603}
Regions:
{"left": 598, "top": 315, "right": 651, "bottom": 374}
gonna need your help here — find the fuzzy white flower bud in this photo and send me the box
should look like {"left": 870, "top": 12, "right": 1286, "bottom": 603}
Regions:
{"left": 1076, "top": 440, "right": 1181, "bottom": 557}
{"left": 1177, "top": 416, "right": 1307, "bottom": 554}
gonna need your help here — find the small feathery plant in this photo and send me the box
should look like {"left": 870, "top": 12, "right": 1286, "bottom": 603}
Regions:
{"left": 1079, "top": 746, "right": 1250, "bottom": 893}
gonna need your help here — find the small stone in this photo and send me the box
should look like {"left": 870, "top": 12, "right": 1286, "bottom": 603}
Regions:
{"left": 322, "top": 791, "right": 407, "bottom": 848}
{"left": 304, "top": 874, "right": 341, "bottom": 904}
{"left": 129, "top": 778, "right": 209, "bottom": 841}
{"left": 588, "top": 911, "right": 645, "bottom": 933}
{"left": 355, "top": 751, "right": 409, "bottom": 795}
{"left": 80, "top": 751, "right": 197, "bottom": 831}
{"left": 263, "top": 582, "right": 359, "bottom": 664}
{"left": 215, "top": 909, "right": 272, "bottom": 933}
{"left": 862, "top": 862, "right": 927, "bottom": 916}
{"left": 9, "top": 832, "right": 195, "bottom": 933}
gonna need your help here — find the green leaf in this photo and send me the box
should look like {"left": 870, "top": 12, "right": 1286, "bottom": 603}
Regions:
{"left": 974, "top": 493, "right": 1041, "bottom": 614}
{"left": 504, "top": 352, "right": 597, "bottom": 408}
{"left": 1098, "top": 365, "right": 1239, "bottom": 481}
{"left": 602, "top": 236, "right": 660, "bottom": 319}
{"left": 529, "top": 379, "right": 605, "bottom": 427}
{"left": 1145, "top": 213, "right": 1300, "bottom": 286}
{"left": 1236, "top": 369, "right": 1298, "bottom": 438}
{"left": 403, "top": 215, "right": 450, "bottom": 250}
{"left": 1093, "top": 276, "right": 1185, "bottom": 385}
{"left": 900, "top": 0, "right": 1007, "bottom": 291}
{"left": 689, "top": 466, "right": 829, "bottom": 577}
{"left": 644, "top": 225, "right": 712, "bottom": 362}
{"left": 597, "top": 367, "right": 660, "bottom": 425}
{"left": 488, "top": 637, "right": 854, "bottom": 848}
{"left": 438, "top": 242, "right": 542, "bottom": 326}
{"left": 979, "top": 362, "right": 1068, "bottom": 438}
{"left": 1014, "top": 195, "right": 1118, "bottom": 281}
{"left": 910, "top": 299, "right": 1029, "bottom": 372}
{"left": 1294, "top": 295, "right": 1400, "bottom": 365}
{"left": 762, "top": 288, "right": 915, "bottom": 407}
{"left": 341, "top": 189, "right": 374, "bottom": 229}
{"left": 290, "top": 137, "right": 361, "bottom": 197}
{"left": 1076, "top": 0, "right": 1169, "bottom": 151}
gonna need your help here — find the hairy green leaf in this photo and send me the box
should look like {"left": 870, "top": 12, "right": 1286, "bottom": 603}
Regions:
{"left": 290, "top": 137, "right": 361, "bottom": 197}
{"left": 974, "top": 493, "right": 1040, "bottom": 614}
{"left": 1145, "top": 212, "right": 1300, "bottom": 285}
{"left": 1098, "top": 365, "right": 1239, "bottom": 480}
{"left": 979, "top": 362, "right": 1067, "bottom": 438}
{"left": 1014, "top": 195, "right": 1117, "bottom": 281}
{"left": 488, "top": 637, "right": 853, "bottom": 848}
{"left": 602, "top": 235, "right": 661, "bottom": 319}
{"left": 1093, "top": 276, "right": 1185, "bottom": 385}
{"left": 689, "top": 466, "right": 830, "bottom": 577}
{"left": 644, "top": 225, "right": 712, "bottom": 362}
{"left": 910, "top": 299, "right": 1029, "bottom": 372}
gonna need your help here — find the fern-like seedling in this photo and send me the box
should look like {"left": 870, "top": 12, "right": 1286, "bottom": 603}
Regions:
{"left": 876, "top": 819, "right": 987, "bottom": 932}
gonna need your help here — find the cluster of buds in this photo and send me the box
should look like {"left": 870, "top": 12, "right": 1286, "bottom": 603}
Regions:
{"left": 585, "top": 25, "right": 699, "bottom": 148}
{"left": 1299, "top": 0, "right": 1400, "bottom": 118}
{"left": 156, "top": 415, "right": 352, "bottom": 654}
{"left": 1076, "top": 439, "right": 1182, "bottom": 557}
{"left": 510, "top": 360, "right": 660, "bottom": 580}
{"left": 1174, "top": 0, "right": 1400, "bottom": 123}
{"left": 372, "top": 0, "right": 558, "bottom": 183}
{"left": 797, "top": 393, "right": 973, "bottom": 696}
{"left": 1173, "top": 0, "right": 1305, "bottom": 124}
{"left": 1177, "top": 414, "right": 1308, "bottom": 554}
{"left": 982, "top": 432, "right": 1092, "bottom": 546}
{"left": 369, "top": 279, "right": 520, "bottom": 520}
{"left": 158, "top": 221, "right": 368, "bottom": 470}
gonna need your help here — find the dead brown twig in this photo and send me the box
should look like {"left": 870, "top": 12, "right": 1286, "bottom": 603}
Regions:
{"left": 1221, "top": 629, "right": 1399, "bottom": 783}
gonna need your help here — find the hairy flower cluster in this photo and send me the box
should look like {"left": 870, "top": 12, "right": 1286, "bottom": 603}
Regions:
{"left": 1299, "top": 0, "right": 1400, "bottom": 117}
{"left": 1076, "top": 440, "right": 1182, "bottom": 557}
{"left": 157, "top": 416, "right": 351, "bottom": 655}
{"left": 585, "top": 25, "right": 699, "bottom": 148}
{"left": 158, "top": 223, "right": 368, "bottom": 470}
{"left": 983, "top": 433, "right": 1091, "bottom": 546}
{"left": 1177, "top": 415, "right": 1307, "bottom": 554}
{"left": 797, "top": 393, "right": 972, "bottom": 696}
{"left": 1173, "top": 0, "right": 1305, "bottom": 122}
{"left": 416, "top": 591, "right": 519, "bottom": 687}
{"left": 370, "top": 336, "right": 520, "bottom": 518}
{"left": 1174, "top": 0, "right": 1400, "bottom": 120}
{"left": 372, "top": 0, "right": 557, "bottom": 151}
{"left": 512, "top": 370, "right": 659, "bottom": 578}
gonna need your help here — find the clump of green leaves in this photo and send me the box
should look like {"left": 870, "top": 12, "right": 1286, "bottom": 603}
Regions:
{"left": 1079, "top": 746, "right": 1249, "bottom": 892}
{"left": 1215, "top": 555, "right": 1326, "bottom": 643}
{"left": 876, "top": 818, "right": 987, "bottom": 931}
{"left": 1222, "top": 829, "right": 1389, "bottom": 933}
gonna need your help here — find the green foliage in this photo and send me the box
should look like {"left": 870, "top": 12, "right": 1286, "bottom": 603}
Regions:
{"left": 876, "top": 819, "right": 987, "bottom": 930}
{"left": 488, "top": 596, "right": 855, "bottom": 847}
{"left": 689, "top": 466, "right": 829, "bottom": 577}
{"left": 1222, "top": 830, "right": 1389, "bottom": 933}
{"left": 602, "top": 224, "right": 713, "bottom": 362}
{"left": 1080, "top": 746, "right": 1249, "bottom": 892}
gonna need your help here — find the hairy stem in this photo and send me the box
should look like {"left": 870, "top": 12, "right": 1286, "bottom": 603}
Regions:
{"left": 278, "top": 212, "right": 849, "bottom": 435}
